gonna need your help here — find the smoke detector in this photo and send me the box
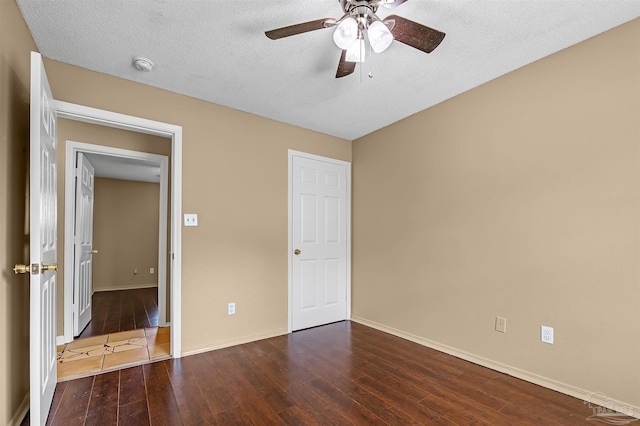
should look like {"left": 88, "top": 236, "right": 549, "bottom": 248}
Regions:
{"left": 132, "top": 56, "right": 154, "bottom": 72}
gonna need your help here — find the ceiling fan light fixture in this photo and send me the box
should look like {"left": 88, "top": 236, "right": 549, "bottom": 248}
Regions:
{"left": 367, "top": 20, "right": 394, "bottom": 53}
{"left": 333, "top": 17, "right": 358, "bottom": 50}
{"left": 345, "top": 38, "right": 366, "bottom": 63}
{"left": 264, "top": 0, "right": 446, "bottom": 79}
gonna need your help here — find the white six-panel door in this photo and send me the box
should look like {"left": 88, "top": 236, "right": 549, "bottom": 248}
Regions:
{"left": 30, "top": 51, "right": 58, "bottom": 426}
{"left": 73, "top": 153, "right": 95, "bottom": 336}
{"left": 290, "top": 152, "right": 349, "bottom": 331}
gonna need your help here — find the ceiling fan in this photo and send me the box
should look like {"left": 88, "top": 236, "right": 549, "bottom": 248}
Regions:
{"left": 265, "top": 0, "right": 445, "bottom": 78}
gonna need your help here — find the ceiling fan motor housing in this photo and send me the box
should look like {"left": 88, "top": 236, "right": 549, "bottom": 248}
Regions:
{"left": 344, "top": 0, "right": 379, "bottom": 25}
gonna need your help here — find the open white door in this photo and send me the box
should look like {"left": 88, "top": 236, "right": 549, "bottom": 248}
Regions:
{"left": 290, "top": 152, "right": 350, "bottom": 331}
{"left": 29, "top": 51, "right": 58, "bottom": 426}
{"left": 73, "top": 153, "right": 95, "bottom": 336}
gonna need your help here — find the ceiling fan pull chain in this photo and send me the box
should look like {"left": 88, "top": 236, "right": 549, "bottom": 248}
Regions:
{"left": 368, "top": 38, "right": 374, "bottom": 79}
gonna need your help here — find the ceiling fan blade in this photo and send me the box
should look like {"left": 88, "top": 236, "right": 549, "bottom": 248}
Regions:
{"left": 383, "top": 0, "right": 409, "bottom": 9}
{"left": 265, "top": 18, "right": 335, "bottom": 40}
{"left": 386, "top": 14, "right": 445, "bottom": 54}
{"left": 336, "top": 50, "right": 356, "bottom": 78}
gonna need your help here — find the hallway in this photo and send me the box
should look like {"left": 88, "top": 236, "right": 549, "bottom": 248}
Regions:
{"left": 78, "top": 288, "right": 159, "bottom": 339}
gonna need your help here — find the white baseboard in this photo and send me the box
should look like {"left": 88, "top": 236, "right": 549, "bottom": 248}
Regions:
{"left": 56, "top": 335, "right": 68, "bottom": 346}
{"left": 181, "top": 328, "right": 288, "bottom": 357}
{"left": 10, "top": 393, "right": 29, "bottom": 426}
{"left": 350, "top": 316, "right": 639, "bottom": 420}
{"left": 94, "top": 283, "right": 158, "bottom": 292}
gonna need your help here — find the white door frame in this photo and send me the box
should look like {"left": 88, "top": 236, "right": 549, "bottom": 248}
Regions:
{"left": 54, "top": 100, "right": 182, "bottom": 358}
{"left": 63, "top": 142, "right": 170, "bottom": 340}
{"left": 287, "top": 150, "right": 351, "bottom": 333}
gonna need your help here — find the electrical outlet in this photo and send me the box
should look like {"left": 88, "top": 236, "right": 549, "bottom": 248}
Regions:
{"left": 228, "top": 302, "right": 236, "bottom": 315}
{"left": 133, "top": 268, "right": 138, "bottom": 275}
{"left": 541, "top": 326, "right": 554, "bottom": 344}
{"left": 150, "top": 267, "right": 155, "bottom": 274}
{"left": 495, "top": 316, "right": 507, "bottom": 333}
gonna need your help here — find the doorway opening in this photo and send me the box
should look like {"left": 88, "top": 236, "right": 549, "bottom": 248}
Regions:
{"left": 54, "top": 99, "right": 183, "bottom": 361}
{"left": 58, "top": 141, "right": 172, "bottom": 380}
{"left": 62, "top": 142, "right": 170, "bottom": 336}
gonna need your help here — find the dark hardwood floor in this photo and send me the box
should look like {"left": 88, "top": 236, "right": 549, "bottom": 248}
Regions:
{"left": 78, "top": 288, "right": 159, "bottom": 339}
{"left": 33, "top": 321, "right": 600, "bottom": 425}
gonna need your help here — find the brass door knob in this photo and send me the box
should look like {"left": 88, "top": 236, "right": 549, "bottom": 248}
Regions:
{"left": 41, "top": 263, "right": 58, "bottom": 272}
{"left": 90, "top": 249, "right": 98, "bottom": 254}
{"left": 13, "top": 264, "right": 30, "bottom": 274}
{"left": 294, "top": 249, "right": 301, "bottom": 255}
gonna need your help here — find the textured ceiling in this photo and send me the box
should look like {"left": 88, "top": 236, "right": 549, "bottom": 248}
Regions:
{"left": 17, "top": 0, "right": 640, "bottom": 141}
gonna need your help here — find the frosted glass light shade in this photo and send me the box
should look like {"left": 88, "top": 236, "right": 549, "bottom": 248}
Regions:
{"left": 368, "top": 20, "right": 393, "bottom": 53}
{"left": 333, "top": 17, "right": 358, "bottom": 50}
{"left": 345, "top": 38, "right": 366, "bottom": 63}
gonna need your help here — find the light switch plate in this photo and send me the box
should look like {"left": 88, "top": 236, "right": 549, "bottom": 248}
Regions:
{"left": 184, "top": 214, "right": 198, "bottom": 227}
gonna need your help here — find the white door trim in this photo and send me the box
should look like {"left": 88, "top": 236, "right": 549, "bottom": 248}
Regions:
{"left": 287, "top": 150, "right": 351, "bottom": 333}
{"left": 55, "top": 100, "right": 182, "bottom": 358}
{"left": 63, "top": 142, "right": 169, "bottom": 341}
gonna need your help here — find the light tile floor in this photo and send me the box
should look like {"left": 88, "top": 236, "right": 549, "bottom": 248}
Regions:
{"left": 57, "top": 327, "right": 171, "bottom": 381}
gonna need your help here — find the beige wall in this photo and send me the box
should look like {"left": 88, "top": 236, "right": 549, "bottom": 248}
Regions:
{"left": 352, "top": 18, "right": 640, "bottom": 409}
{"left": 56, "top": 119, "right": 170, "bottom": 334}
{"left": 93, "top": 178, "right": 160, "bottom": 291}
{"left": 44, "top": 58, "right": 352, "bottom": 355}
{"left": 0, "top": 0, "right": 37, "bottom": 423}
